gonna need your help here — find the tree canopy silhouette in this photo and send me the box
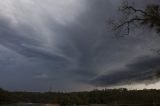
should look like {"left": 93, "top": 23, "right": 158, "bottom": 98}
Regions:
{"left": 110, "top": 0, "right": 160, "bottom": 36}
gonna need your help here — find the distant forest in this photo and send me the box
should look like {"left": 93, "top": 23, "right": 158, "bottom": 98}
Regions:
{"left": 1, "top": 88, "right": 160, "bottom": 105}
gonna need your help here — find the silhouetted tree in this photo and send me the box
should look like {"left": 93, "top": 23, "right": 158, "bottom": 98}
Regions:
{"left": 110, "top": 0, "right": 160, "bottom": 37}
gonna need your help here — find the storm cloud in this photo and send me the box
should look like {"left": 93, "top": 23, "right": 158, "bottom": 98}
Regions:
{"left": 90, "top": 55, "right": 160, "bottom": 87}
{"left": 0, "top": 0, "right": 160, "bottom": 92}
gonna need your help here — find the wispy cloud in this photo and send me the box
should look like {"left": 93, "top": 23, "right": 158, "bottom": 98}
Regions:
{"left": 34, "top": 73, "right": 49, "bottom": 79}
{"left": 0, "top": 0, "right": 160, "bottom": 91}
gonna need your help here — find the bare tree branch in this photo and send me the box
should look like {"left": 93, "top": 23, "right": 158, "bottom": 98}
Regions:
{"left": 114, "top": 18, "right": 145, "bottom": 31}
{"left": 110, "top": 0, "right": 160, "bottom": 36}
{"left": 122, "top": 6, "right": 148, "bottom": 16}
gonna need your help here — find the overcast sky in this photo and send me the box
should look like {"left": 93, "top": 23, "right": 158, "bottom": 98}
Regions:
{"left": 0, "top": 0, "right": 160, "bottom": 92}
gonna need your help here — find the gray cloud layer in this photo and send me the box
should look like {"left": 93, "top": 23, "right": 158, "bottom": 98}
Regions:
{"left": 90, "top": 55, "right": 160, "bottom": 87}
{"left": 0, "top": 0, "right": 160, "bottom": 91}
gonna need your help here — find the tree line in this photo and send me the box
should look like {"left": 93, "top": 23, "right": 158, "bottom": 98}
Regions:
{"left": 1, "top": 88, "right": 160, "bottom": 105}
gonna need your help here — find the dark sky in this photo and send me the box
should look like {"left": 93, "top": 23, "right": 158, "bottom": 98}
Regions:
{"left": 0, "top": 0, "right": 160, "bottom": 92}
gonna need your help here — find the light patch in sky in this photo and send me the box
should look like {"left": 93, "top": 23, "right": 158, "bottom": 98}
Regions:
{"left": 34, "top": 73, "right": 49, "bottom": 79}
{"left": 121, "top": 81, "right": 160, "bottom": 90}
{"left": 0, "top": 0, "right": 86, "bottom": 45}
{"left": 0, "top": 0, "right": 85, "bottom": 25}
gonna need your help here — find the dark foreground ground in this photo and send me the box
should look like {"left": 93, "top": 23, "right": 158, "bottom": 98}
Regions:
{"left": 1, "top": 103, "right": 160, "bottom": 106}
